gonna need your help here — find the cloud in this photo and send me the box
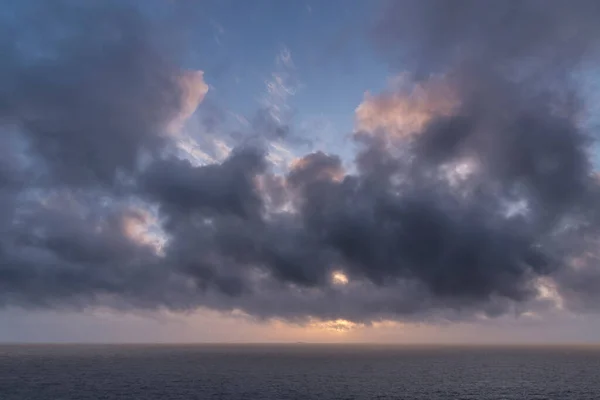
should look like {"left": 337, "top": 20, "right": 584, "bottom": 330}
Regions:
{"left": 288, "top": 151, "right": 345, "bottom": 186}
{"left": 1, "top": 0, "right": 600, "bottom": 326}
{"left": 252, "top": 47, "right": 301, "bottom": 142}
{"left": 373, "top": 0, "right": 600, "bottom": 79}
{"left": 355, "top": 75, "right": 457, "bottom": 139}
{"left": 167, "top": 70, "right": 209, "bottom": 135}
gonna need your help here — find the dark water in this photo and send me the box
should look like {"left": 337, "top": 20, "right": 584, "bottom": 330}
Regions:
{"left": 1, "top": 344, "right": 599, "bottom": 399}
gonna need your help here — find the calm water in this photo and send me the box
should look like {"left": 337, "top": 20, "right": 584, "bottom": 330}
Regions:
{"left": 1, "top": 344, "right": 599, "bottom": 399}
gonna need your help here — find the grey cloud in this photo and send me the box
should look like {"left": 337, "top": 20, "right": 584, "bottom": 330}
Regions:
{"left": 1, "top": 0, "right": 600, "bottom": 323}
{"left": 0, "top": 0, "right": 192, "bottom": 308}
{"left": 374, "top": 0, "right": 600, "bottom": 79}
{"left": 141, "top": 147, "right": 267, "bottom": 221}
{"left": 287, "top": 151, "right": 343, "bottom": 187}
{"left": 0, "top": 197, "right": 160, "bottom": 308}
{"left": 370, "top": 0, "right": 600, "bottom": 309}
{"left": 294, "top": 152, "right": 549, "bottom": 301}
{"left": 0, "top": 0, "right": 187, "bottom": 187}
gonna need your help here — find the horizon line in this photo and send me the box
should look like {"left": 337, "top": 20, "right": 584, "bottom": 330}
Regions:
{"left": 2, "top": 341, "right": 600, "bottom": 347}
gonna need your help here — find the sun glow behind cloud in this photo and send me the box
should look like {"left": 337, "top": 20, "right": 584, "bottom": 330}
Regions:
{"left": 331, "top": 271, "right": 349, "bottom": 285}
{"left": 309, "top": 319, "right": 361, "bottom": 333}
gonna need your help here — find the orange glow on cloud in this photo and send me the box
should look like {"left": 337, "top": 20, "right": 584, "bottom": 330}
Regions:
{"left": 289, "top": 156, "right": 345, "bottom": 182}
{"left": 331, "top": 270, "right": 349, "bottom": 285}
{"left": 355, "top": 76, "right": 457, "bottom": 138}
{"left": 168, "top": 69, "right": 209, "bottom": 134}
{"left": 121, "top": 209, "right": 164, "bottom": 254}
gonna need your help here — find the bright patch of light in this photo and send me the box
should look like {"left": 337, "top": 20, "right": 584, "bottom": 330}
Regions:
{"left": 503, "top": 198, "right": 530, "bottom": 218}
{"left": 535, "top": 277, "right": 565, "bottom": 310}
{"left": 176, "top": 135, "right": 216, "bottom": 165}
{"left": 355, "top": 75, "right": 458, "bottom": 138}
{"left": 121, "top": 208, "right": 167, "bottom": 256}
{"left": 441, "top": 158, "right": 478, "bottom": 187}
{"left": 310, "top": 319, "right": 360, "bottom": 333}
{"left": 371, "top": 320, "right": 402, "bottom": 329}
{"left": 175, "top": 136, "right": 232, "bottom": 166}
{"left": 520, "top": 311, "right": 541, "bottom": 319}
{"left": 268, "top": 142, "right": 297, "bottom": 170}
{"left": 167, "top": 70, "right": 208, "bottom": 135}
{"left": 213, "top": 139, "right": 232, "bottom": 159}
{"left": 331, "top": 270, "right": 349, "bottom": 285}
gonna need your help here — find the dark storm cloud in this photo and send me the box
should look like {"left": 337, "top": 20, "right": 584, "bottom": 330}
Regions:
{"left": 0, "top": 0, "right": 187, "bottom": 187}
{"left": 0, "top": 195, "right": 159, "bottom": 307}
{"left": 0, "top": 0, "right": 191, "bottom": 307}
{"left": 366, "top": 0, "right": 600, "bottom": 309}
{"left": 141, "top": 147, "right": 267, "bottom": 221}
{"left": 374, "top": 0, "right": 600, "bottom": 79}
{"left": 1, "top": 0, "right": 600, "bottom": 323}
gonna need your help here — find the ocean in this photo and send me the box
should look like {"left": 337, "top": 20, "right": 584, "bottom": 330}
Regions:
{"left": 1, "top": 344, "right": 599, "bottom": 399}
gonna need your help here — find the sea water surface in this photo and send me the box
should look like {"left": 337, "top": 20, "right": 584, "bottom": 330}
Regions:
{"left": 1, "top": 344, "right": 599, "bottom": 399}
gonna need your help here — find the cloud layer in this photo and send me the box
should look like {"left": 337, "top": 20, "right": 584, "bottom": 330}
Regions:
{"left": 1, "top": 0, "right": 600, "bottom": 324}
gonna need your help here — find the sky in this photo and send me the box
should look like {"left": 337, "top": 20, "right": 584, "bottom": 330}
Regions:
{"left": 2, "top": 0, "right": 600, "bottom": 343}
